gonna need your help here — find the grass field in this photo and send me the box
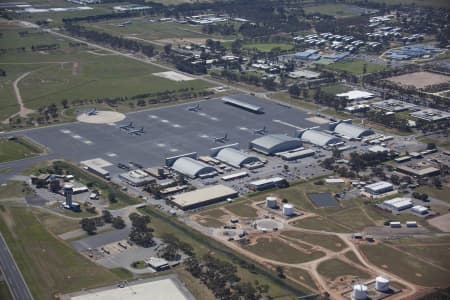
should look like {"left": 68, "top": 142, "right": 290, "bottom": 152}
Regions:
{"left": 317, "top": 258, "right": 371, "bottom": 280}
{"left": 0, "top": 137, "right": 43, "bottom": 163}
{"left": 321, "top": 83, "right": 352, "bottom": 95}
{"left": 304, "top": 4, "right": 370, "bottom": 17}
{"left": 225, "top": 202, "right": 258, "bottom": 218}
{"left": 326, "top": 60, "right": 387, "bottom": 75}
{"left": 292, "top": 216, "right": 351, "bottom": 233}
{"left": 284, "top": 267, "right": 318, "bottom": 292}
{"left": 356, "top": 0, "right": 450, "bottom": 9}
{"left": 281, "top": 231, "right": 347, "bottom": 252}
{"left": 0, "top": 181, "right": 30, "bottom": 199}
{"left": 243, "top": 237, "right": 325, "bottom": 264}
{"left": 198, "top": 217, "right": 225, "bottom": 228}
{"left": 0, "top": 206, "right": 125, "bottom": 300}
{"left": 0, "top": 281, "right": 13, "bottom": 300}
{"left": 198, "top": 208, "right": 227, "bottom": 219}
{"left": 360, "top": 243, "right": 450, "bottom": 286}
{"left": 243, "top": 43, "right": 294, "bottom": 52}
{"left": 394, "top": 244, "right": 450, "bottom": 271}
{"left": 416, "top": 186, "right": 450, "bottom": 204}
{"left": 416, "top": 136, "right": 450, "bottom": 152}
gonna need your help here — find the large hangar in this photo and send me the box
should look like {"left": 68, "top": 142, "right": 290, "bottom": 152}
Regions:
{"left": 250, "top": 134, "right": 302, "bottom": 155}
{"left": 215, "top": 147, "right": 262, "bottom": 168}
{"left": 332, "top": 122, "right": 374, "bottom": 139}
{"left": 169, "top": 185, "right": 238, "bottom": 210}
{"left": 171, "top": 157, "right": 217, "bottom": 178}
{"left": 298, "top": 129, "right": 341, "bottom": 147}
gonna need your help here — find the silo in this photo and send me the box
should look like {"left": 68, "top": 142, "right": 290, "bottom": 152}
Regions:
{"left": 375, "top": 276, "right": 390, "bottom": 292}
{"left": 282, "top": 203, "right": 294, "bottom": 216}
{"left": 266, "top": 196, "right": 277, "bottom": 208}
{"left": 64, "top": 183, "right": 74, "bottom": 207}
{"left": 352, "top": 284, "right": 368, "bottom": 300}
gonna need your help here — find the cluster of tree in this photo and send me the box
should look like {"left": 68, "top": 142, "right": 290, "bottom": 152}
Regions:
{"left": 202, "top": 23, "right": 236, "bottom": 36}
{"left": 0, "top": 69, "right": 5, "bottom": 76}
{"left": 185, "top": 254, "right": 269, "bottom": 300}
{"left": 349, "top": 151, "right": 393, "bottom": 173}
{"left": 217, "top": 69, "right": 278, "bottom": 90}
{"left": 64, "top": 23, "right": 154, "bottom": 57}
{"left": 102, "top": 210, "right": 126, "bottom": 229}
{"left": 365, "top": 110, "right": 412, "bottom": 132}
{"left": 80, "top": 216, "right": 105, "bottom": 235}
{"left": 62, "top": 10, "right": 152, "bottom": 24}
{"left": 128, "top": 212, "right": 154, "bottom": 247}
{"left": 31, "top": 44, "right": 59, "bottom": 51}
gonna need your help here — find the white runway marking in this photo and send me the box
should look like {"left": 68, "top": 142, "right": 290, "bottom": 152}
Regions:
{"left": 200, "top": 134, "right": 209, "bottom": 138}
{"left": 149, "top": 115, "right": 159, "bottom": 119}
{"left": 161, "top": 119, "right": 169, "bottom": 123}
{"left": 210, "top": 117, "right": 219, "bottom": 121}
{"left": 60, "top": 129, "right": 71, "bottom": 134}
{"left": 157, "top": 143, "right": 166, "bottom": 147}
{"left": 238, "top": 126, "right": 248, "bottom": 131}
{"left": 106, "top": 153, "right": 117, "bottom": 157}
{"left": 169, "top": 148, "right": 179, "bottom": 152}
{"left": 172, "top": 124, "right": 181, "bottom": 128}
{"left": 272, "top": 119, "right": 303, "bottom": 130}
{"left": 107, "top": 123, "right": 116, "bottom": 126}
{"left": 83, "top": 140, "right": 93, "bottom": 145}
{"left": 72, "top": 135, "right": 82, "bottom": 139}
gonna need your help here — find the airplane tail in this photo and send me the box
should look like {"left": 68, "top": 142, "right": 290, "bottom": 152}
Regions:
{"left": 224, "top": 134, "right": 228, "bottom": 139}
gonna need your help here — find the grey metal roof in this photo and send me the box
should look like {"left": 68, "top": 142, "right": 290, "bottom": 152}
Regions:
{"left": 172, "top": 157, "right": 217, "bottom": 178}
{"left": 250, "top": 134, "right": 302, "bottom": 154}
{"left": 222, "top": 95, "right": 264, "bottom": 113}
{"left": 300, "top": 130, "right": 341, "bottom": 147}
{"left": 215, "top": 147, "right": 261, "bottom": 168}
{"left": 333, "top": 123, "right": 374, "bottom": 139}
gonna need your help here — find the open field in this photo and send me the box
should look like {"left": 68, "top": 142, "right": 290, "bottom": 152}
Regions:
{"left": 281, "top": 231, "right": 347, "bottom": 252}
{"left": 0, "top": 281, "right": 13, "bottom": 300}
{"left": 198, "top": 208, "right": 227, "bottom": 219}
{"left": 243, "top": 43, "right": 294, "bottom": 52}
{"left": 0, "top": 206, "right": 124, "bottom": 300}
{"left": 0, "top": 137, "right": 43, "bottom": 163}
{"left": 0, "top": 181, "right": 29, "bottom": 199}
{"left": 317, "top": 258, "right": 371, "bottom": 280}
{"left": 387, "top": 71, "right": 450, "bottom": 89}
{"left": 356, "top": 0, "right": 450, "bottom": 9}
{"left": 284, "top": 267, "right": 318, "bottom": 292}
{"left": 416, "top": 185, "right": 450, "bottom": 204}
{"left": 292, "top": 216, "right": 351, "bottom": 233}
{"left": 394, "top": 244, "right": 450, "bottom": 271}
{"left": 225, "top": 202, "right": 258, "bottom": 218}
{"left": 360, "top": 243, "right": 450, "bottom": 286}
{"left": 243, "top": 237, "right": 325, "bottom": 264}
{"left": 416, "top": 136, "right": 450, "bottom": 152}
{"left": 321, "top": 84, "right": 352, "bottom": 95}
{"left": 326, "top": 60, "right": 387, "bottom": 75}
{"left": 32, "top": 209, "right": 81, "bottom": 235}
{"left": 139, "top": 206, "right": 312, "bottom": 298}
{"left": 304, "top": 4, "right": 371, "bottom": 17}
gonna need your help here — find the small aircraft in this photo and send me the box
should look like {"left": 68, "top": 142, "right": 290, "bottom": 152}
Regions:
{"left": 118, "top": 122, "right": 134, "bottom": 131}
{"left": 213, "top": 134, "right": 228, "bottom": 143}
{"left": 87, "top": 108, "right": 97, "bottom": 116}
{"left": 128, "top": 127, "right": 144, "bottom": 136}
{"left": 253, "top": 126, "right": 268, "bottom": 135}
{"left": 187, "top": 104, "right": 201, "bottom": 112}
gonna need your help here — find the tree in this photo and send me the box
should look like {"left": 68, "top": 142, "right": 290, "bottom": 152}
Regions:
{"left": 276, "top": 266, "right": 285, "bottom": 278}
{"left": 163, "top": 43, "right": 172, "bottom": 55}
{"left": 102, "top": 210, "right": 113, "bottom": 223}
{"left": 128, "top": 213, "right": 154, "bottom": 247}
{"left": 432, "top": 177, "right": 442, "bottom": 188}
{"left": 108, "top": 191, "right": 117, "bottom": 203}
{"left": 112, "top": 216, "right": 126, "bottom": 229}
{"left": 80, "top": 218, "right": 97, "bottom": 235}
{"left": 158, "top": 244, "right": 180, "bottom": 261}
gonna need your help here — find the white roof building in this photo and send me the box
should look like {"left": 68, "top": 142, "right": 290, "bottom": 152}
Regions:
{"left": 215, "top": 147, "right": 261, "bottom": 168}
{"left": 365, "top": 181, "right": 394, "bottom": 195}
{"left": 383, "top": 197, "right": 413, "bottom": 211}
{"left": 333, "top": 122, "right": 374, "bottom": 139}
{"left": 337, "top": 90, "right": 375, "bottom": 101}
{"left": 412, "top": 205, "right": 428, "bottom": 214}
{"left": 250, "top": 134, "right": 302, "bottom": 155}
{"left": 298, "top": 130, "right": 342, "bottom": 147}
{"left": 171, "top": 157, "right": 217, "bottom": 178}
{"left": 170, "top": 185, "right": 238, "bottom": 210}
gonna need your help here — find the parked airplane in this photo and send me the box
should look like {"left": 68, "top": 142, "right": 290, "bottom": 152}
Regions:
{"left": 128, "top": 127, "right": 144, "bottom": 136}
{"left": 187, "top": 104, "right": 201, "bottom": 112}
{"left": 213, "top": 134, "right": 228, "bottom": 143}
{"left": 87, "top": 108, "right": 97, "bottom": 116}
{"left": 253, "top": 126, "right": 268, "bottom": 135}
{"left": 118, "top": 122, "right": 134, "bottom": 130}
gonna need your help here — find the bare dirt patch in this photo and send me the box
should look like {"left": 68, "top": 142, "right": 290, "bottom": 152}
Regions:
{"left": 428, "top": 213, "right": 450, "bottom": 232}
{"left": 153, "top": 71, "right": 195, "bottom": 82}
{"left": 387, "top": 71, "right": 450, "bottom": 89}
{"left": 306, "top": 116, "right": 330, "bottom": 124}
{"left": 72, "top": 62, "right": 79, "bottom": 76}
{"left": 77, "top": 111, "right": 125, "bottom": 124}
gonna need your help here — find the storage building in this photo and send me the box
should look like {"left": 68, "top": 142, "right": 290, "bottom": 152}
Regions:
{"left": 412, "top": 205, "right": 428, "bottom": 215}
{"left": 298, "top": 129, "right": 342, "bottom": 147}
{"left": 383, "top": 197, "right": 413, "bottom": 211}
{"left": 171, "top": 157, "right": 217, "bottom": 178}
{"left": 169, "top": 185, "right": 238, "bottom": 210}
{"left": 365, "top": 181, "right": 394, "bottom": 195}
{"left": 215, "top": 147, "right": 261, "bottom": 168}
{"left": 248, "top": 177, "right": 288, "bottom": 191}
{"left": 250, "top": 134, "right": 302, "bottom": 155}
{"left": 222, "top": 95, "right": 264, "bottom": 114}
{"left": 332, "top": 122, "right": 374, "bottom": 139}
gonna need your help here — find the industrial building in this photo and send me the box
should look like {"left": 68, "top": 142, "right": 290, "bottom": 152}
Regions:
{"left": 288, "top": 70, "right": 320, "bottom": 79}
{"left": 250, "top": 134, "right": 302, "bottom": 155}
{"left": 410, "top": 108, "right": 450, "bottom": 122}
{"left": 169, "top": 185, "right": 238, "bottom": 210}
{"left": 298, "top": 129, "right": 342, "bottom": 147}
{"left": 214, "top": 147, "right": 262, "bottom": 168}
{"left": 278, "top": 148, "right": 315, "bottom": 161}
{"left": 171, "top": 157, "right": 217, "bottom": 179}
{"left": 372, "top": 99, "right": 417, "bottom": 112}
{"left": 396, "top": 165, "right": 440, "bottom": 178}
{"left": 336, "top": 90, "right": 375, "bottom": 101}
{"left": 119, "top": 169, "right": 155, "bottom": 187}
{"left": 222, "top": 95, "right": 264, "bottom": 114}
{"left": 365, "top": 181, "right": 394, "bottom": 195}
{"left": 412, "top": 205, "right": 428, "bottom": 215}
{"left": 330, "top": 121, "right": 374, "bottom": 139}
{"left": 145, "top": 257, "right": 170, "bottom": 271}
{"left": 383, "top": 197, "right": 413, "bottom": 211}
{"left": 80, "top": 159, "right": 111, "bottom": 180}
{"left": 248, "top": 177, "right": 288, "bottom": 191}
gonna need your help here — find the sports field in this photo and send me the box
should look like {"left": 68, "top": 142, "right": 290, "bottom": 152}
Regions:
{"left": 326, "top": 60, "right": 387, "bottom": 75}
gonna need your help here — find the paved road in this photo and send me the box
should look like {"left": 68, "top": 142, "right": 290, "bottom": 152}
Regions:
{"left": 0, "top": 233, "right": 33, "bottom": 300}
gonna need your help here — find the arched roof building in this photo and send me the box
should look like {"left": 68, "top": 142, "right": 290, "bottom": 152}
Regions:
{"left": 215, "top": 147, "right": 261, "bottom": 168}
{"left": 250, "top": 134, "right": 302, "bottom": 155}
{"left": 172, "top": 157, "right": 217, "bottom": 178}
{"left": 333, "top": 123, "right": 374, "bottom": 139}
{"left": 299, "top": 130, "right": 341, "bottom": 147}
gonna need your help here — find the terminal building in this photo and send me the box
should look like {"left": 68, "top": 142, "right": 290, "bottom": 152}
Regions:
{"left": 365, "top": 181, "right": 394, "bottom": 195}
{"left": 214, "top": 147, "right": 262, "bottom": 168}
{"left": 169, "top": 184, "right": 238, "bottom": 210}
{"left": 250, "top": 134, "right": 302, "bottom": 155}
{"left": 171, "top": 157, "right": 217, "bottom": 179}
{"left": 297, "top": 129, "right": 342, "bottom": 147}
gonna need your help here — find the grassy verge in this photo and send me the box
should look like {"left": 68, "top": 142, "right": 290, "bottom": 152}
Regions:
{"left": 0, "top": 137, "right": 44, "bottom": 163}
{"left": 0, "top": 181, "right": 31, "bottom": 199}
{"left": 225, "top": 202, "right": 258, "bottom": 218}
{"left": 317, "top": 258, "right": 371, "bottom": 280}
{"left": 0, "top": 206, "right": 125, "bottom": 300}
{"left": 0, "top": 280, "right": 13, "bottom": 300}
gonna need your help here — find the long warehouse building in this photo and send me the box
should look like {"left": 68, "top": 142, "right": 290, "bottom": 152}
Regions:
{"left": 222, "top": 95, "right": 264, "bottom": 113}
{"left": 169, "top": 184, "right": 238, "bottom": 210}
{"left": 250, "top": 134, "right": 302, "bottom": 155}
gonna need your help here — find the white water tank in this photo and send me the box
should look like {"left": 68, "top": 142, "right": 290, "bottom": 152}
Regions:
{"left": 266, "top": 196, "right": 277, "bottom": 208}
{"left": 64, "top": 183, "right": 74, "bottom": 207}
{"left": 375, "top": 276, "right": 390, "bottom": 292}
{"left": 282, "top": 203, "right": 294, "bottom": 216}
{"left": 352, "top": 284, "right": 368, "bottom": 300}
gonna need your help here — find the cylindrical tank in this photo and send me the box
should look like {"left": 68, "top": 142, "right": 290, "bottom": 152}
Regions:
{"left": 282, "top": 203, "right": 294, "bottom": 216}
{"left": 266, "top": 196, "right": 277, "bottom": 208}
{"left": 64, "top": 183, "right": 74, "bottom": 207}
{"left": 375, "top": 276, "right": 390, "bottom": 292}
{"left": 352, "top": 284, "right": 368, "bottom": 300}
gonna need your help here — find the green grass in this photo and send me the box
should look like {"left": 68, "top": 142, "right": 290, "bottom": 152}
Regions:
{"left": 225, "top": 202, "right": 258, "bottom": 218}
{"left": 394, "top": 245, "right": 450, "bottom": 271}
{"left": 317, "top": 258, "right": 371, "bottom": 280}
{"left": 243, "top": 43, "right": 294, "bottom": 52}
{"left": 0, "top": 206, "right": 126, "bottom": 300}
{"left": 360, "top": 243, "right": 450, "bottom": 286}
{"left": 243, "top": 237, "right": 325, "bottom": 264}
{"left": 321, "top": 84, "right": 352, "bottom": 95}
{"left": 416, "top": 136, "right": 450, "bottom": 151}
{"left": 285, "top": 267, "right": 318, "bottom": 292}
{"left": 0, "top": 181, "right": 30, "bottom": 199}
{"left": 198, "top": 208, "right": 227, "bottom": 219}
{"left": 198, "top": 217, "right": 225, "bottom": 228}
{"left": 326, "top": 60, "right": 387, "bottom": 75}
{"left": 292, "top": 216, "right": 351, "bottom": 233}
{"left": 281, "top": 231, "right": 347, "bottom": 252}
{"left": 0, "top": 281, "right": 13, "bottom": 300}
{"left": 31, "top": 209, "right": 81, "bottom": 236}
{"left": 416, "top": 186, "right": 450, "bottom": 204}
{"left": 0, "top": 137, "right": 44, "bottom": 163}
